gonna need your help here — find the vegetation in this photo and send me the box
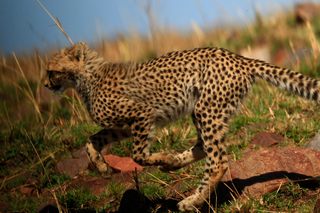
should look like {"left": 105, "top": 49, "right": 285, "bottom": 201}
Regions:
{"left": 1, "top": 6, "right": 320, "bottom": 212}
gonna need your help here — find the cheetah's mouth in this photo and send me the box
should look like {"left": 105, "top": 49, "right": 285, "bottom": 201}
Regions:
{"left": 52, "top": 85, "right": 62, "bottom": 91}
{"left": 50, "top": 85, "right": 64, "bottom": 93}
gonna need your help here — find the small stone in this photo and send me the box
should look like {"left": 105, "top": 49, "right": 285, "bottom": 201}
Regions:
{"left": 56, "top": 147, "right": 91, "bottom": 178}
{"left": 56, "top": 157, "right": 89, "bottom": 178}
{"left": 72, "top": 147, "right": 88, "bottom": 159}
{"left": 251, "top": 132, "right": 284, "bottom": 147}
{"left": 306, "top": 133, "right": 320, "bottom": 151}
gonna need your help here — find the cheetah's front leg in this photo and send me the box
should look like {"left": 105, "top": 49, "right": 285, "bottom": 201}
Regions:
{"left": 86, "top": 128, "right": 131, "bottom": 176}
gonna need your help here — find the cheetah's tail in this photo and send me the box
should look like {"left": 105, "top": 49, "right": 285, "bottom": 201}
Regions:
{"left": 251, "top": 60, "right": 320, "bottom": 103}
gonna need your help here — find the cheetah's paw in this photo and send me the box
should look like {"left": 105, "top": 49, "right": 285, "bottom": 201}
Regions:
{"left": 159, "top": 153, "right": 183, "bottom": 172}
{"left": 177, "top": 194, "right": 204, "bottom": 212}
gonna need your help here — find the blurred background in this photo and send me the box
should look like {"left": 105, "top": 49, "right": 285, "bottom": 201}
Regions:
{"left": 1, "top": 0, "right": 318, "bottom": 54}
{"left": 2, "top": 0, "right": 320, "bottom": 212}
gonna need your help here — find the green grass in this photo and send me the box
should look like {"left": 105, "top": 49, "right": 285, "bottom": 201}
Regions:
{"left": 218, "top": 183, "right": 318, "bottom": 212}
{"left": 105, "top": 181, "right": 127, "bottom": 199}
{"left": 141, "top": 183, "right": 166, "bottom": 199}
{"left": 8, "top": 196, "right": 39, "bottom": 213}
{"left": 58, "top": 187, "right": 98, "bottom": 211}
{"left": 256, "top": 183, "right": 316, "bottom": 212}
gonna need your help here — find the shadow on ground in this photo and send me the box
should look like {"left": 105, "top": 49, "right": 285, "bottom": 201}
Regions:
{"left": 201, "top": 171, "right": 320, "bottom": 212}
{"left": 39, "top": 171, "right": 319, "bottom": 212}
{"left": 118, "top": 171, "right": 319, "bottom": 213}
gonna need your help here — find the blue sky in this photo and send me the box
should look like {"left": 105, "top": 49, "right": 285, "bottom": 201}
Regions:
{"left": 0, "top": 0, "right": 314, "bottom": 54}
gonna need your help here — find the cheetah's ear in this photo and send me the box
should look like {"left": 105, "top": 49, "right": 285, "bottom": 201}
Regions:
{"left": 74, "top": 42, "right": 89, "bottom": 62}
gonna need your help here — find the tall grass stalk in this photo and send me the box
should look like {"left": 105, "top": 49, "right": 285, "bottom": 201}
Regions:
{"left": 12, "top": 53, "right": 44, "bottom": 123}
{"left": 306, "top": 21, "right": 320, "bottom": 66}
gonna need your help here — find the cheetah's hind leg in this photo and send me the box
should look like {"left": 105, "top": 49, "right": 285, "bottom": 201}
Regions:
{"left": 177, "top": 100, "right": 230, "bottom": 211}
{"left": 160, "top": 113, "right": 206, "bottom": 172}
{"left": 159, "top": 143, "right": 205, "bottom": 172}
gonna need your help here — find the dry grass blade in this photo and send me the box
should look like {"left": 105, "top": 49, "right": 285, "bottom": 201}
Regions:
{"left": 12, "top": 52, "right": 44, "bottom": 123}
{"left": 146, "top": 172, "right": 201, "bottom": 212}
{"left": 146, "top": 172, "right": 185, "bottom": 199}
{"left": 306, "top": 21, "right": 320, "bottom": 63}
{"left": 35, "top": 0, "right": 74, "bottom": 45}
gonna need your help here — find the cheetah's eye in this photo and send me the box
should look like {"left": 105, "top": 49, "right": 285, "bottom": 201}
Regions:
{"left": 47, "top": 70, "right": 61, "bottom": 79}
{"left": 48, "top": 71, "right": 54, "bottom": 78}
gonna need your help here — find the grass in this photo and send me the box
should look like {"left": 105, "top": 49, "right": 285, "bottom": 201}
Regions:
{"left": 57, "top": 187, "right": 103, "bottom": 212}
{"left": 1, "top": 6, "right": 320, "bottom": 212}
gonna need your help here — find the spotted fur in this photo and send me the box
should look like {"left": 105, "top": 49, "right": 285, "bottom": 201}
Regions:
{"left": 44, "top": 42, "right": 320, "bottom": 211}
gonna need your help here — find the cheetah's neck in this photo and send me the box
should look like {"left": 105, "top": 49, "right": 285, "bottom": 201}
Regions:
{"left": 75, "top": 54, "right": 106, "bottom": 112}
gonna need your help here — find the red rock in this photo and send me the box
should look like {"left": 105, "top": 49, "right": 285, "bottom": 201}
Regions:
{"left": 104, "top": 154, "right": 143, "bottom": 173}
{"left": 251, "top": 132, "right": 284, "bottom": 147}
{"left": 222, "top": 147, "right": 320, "bottom": 198}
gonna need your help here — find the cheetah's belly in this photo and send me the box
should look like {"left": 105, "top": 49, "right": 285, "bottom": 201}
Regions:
{"left": 153, "top": 89, "right": 199, "bottom": 126}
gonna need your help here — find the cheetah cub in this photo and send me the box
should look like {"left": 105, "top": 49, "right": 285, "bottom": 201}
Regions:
{"left": 44, "top": 42, "right": 320, "bottom": 211}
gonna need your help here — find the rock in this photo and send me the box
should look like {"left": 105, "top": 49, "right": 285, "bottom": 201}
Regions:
{"left": 56, "top": 157, "right": 89, "bottom": 178}
{"left": 57, "top": 158, "right": 88, "bottom": 178}
{"left": 295, "top": 3, "right": 320, "bottom": 24}
{"left": 72, "top": 146, "right": 88, "bottom": 158}
{"left": 222, "top": 147, "right": 320, "bottom": 198}
{"left": 69, "top": 176, "right": 110, "bottom": 195}
{"left": 104, "top": 154, "right": 143, "bottom": 173}
{"left": 306, "top": 133, "right": 320, "bottom": 151}
{"left": 56, "top": 147, "right": 90, "bottom": 178}
{"left": 251, "top": 132, "right": 284, "bottom": 147}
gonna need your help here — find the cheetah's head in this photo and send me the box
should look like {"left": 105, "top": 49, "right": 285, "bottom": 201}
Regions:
{"left": 44, "top": 42, "right": 89, "bottom": 93}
